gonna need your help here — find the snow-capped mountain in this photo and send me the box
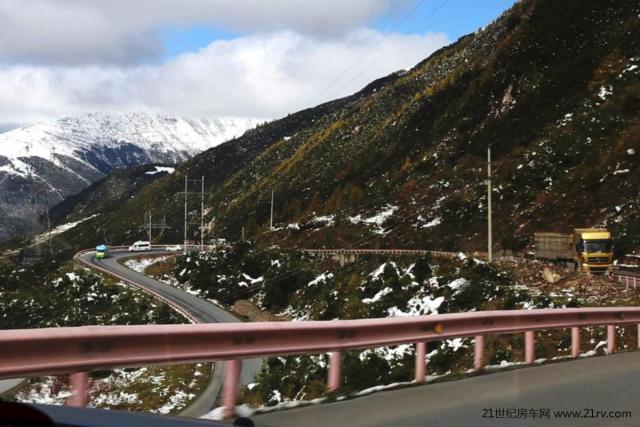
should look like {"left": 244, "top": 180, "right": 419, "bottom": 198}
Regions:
{"left": 0, "top": 112, "right": 259, "bottom": 178}
{"left": 0, "top": 112, "right": 259, "bottom": 242}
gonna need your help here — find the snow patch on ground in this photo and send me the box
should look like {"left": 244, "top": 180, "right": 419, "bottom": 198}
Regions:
{"left": 308, "top": 272, "right": 334, "bottom": 287}
{"left": 387, "top": 295, "right": 445, "bottom": 317}
{"left": 32, "top": 214, "right": 99, "bottom": 244}
{"left": 156, "top": 390, "right": 196, "bottom": 414}
{"left": 370, "top": 262, "right": 397, "bottom": 279}
{"left": 422, "top": 217, "right": 442, "bottom": 228}
{"left": 447, "top": 278, "right": 468, "bottom": 291}
{"left": 597, "top": 85, "right": 613, "bottom": 100}
{"left": 362, "top": 286, "right": 393, "bottom": 304}
{"left": 309, "top": 214, "right": 335, "bottom": 227}
{"left": 353, "top": 380, "right": 414, "bottom": 397}
{"left": 241, "top": 273, "right": 264, "bottom": 285}
{"left": 360, "top": 344, "right": 413, "bottom": 362}
{"left": 613, "top": 168, "right": 630, "bottom": 175}
{"left": 349, "top": 205, "right": 398, "bottom": 234}
{"left": 146, "top": 166, "right": 175, "bottom": 175}
{"left": 124, "top": 257, "right": 168, "bottom": 273}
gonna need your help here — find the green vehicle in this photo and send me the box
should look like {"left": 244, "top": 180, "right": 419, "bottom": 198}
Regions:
{"left": 95, "top": 244, "right": 109, "bottom": 259}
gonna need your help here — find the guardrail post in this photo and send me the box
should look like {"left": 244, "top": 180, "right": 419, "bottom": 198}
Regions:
{"left": 328, "top": 351, "right": 342, "bottom": 392}
{"left": 68, "top": 372, "right": 89, "bottom": 407}
{"left": 474, "top": 335, "right": 485, "bottom": 370}
{"left": 571, "top": 327, "right": 580, "bottom": 358}
{"left": 223, "top": 359, "right": 241, "bottom": 419}
{"left": 414, "top": 342, "right": 427, "bottom": 383}
{"left": 607, "top": 325, "right": 616, "bottom": 354}
{"left": 524, "top": 331, "right": 535, "bottom": 364}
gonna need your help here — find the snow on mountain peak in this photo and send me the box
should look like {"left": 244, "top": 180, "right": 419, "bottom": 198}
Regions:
{"left": 0, "top": 111, "right": 261, "bottom": 243}
{"left": 0, "top": 111, "right": 260, "bottom": 175}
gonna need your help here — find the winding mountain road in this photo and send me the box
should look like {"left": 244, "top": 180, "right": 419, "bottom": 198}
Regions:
{"left": 75, "top": 248, "right": 261, "bottom": 417}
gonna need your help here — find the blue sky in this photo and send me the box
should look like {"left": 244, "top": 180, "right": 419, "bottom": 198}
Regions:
{"left": 159, "top": 26, "right": 238, "bottom": 60}
{"left": 159, "top": 0, "right": 517, "bottom": 60}
{"left": 375, "top": 0, "right": 517, "bottom": 39}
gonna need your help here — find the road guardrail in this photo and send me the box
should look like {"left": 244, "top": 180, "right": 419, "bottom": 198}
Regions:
{"left": 2, "top": 307, "right": 639, "bottom": 418}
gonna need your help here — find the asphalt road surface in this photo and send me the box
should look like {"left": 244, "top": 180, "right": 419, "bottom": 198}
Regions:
{"left": 0, "top": 378, "right": 24, "bottom": 394}
{"left": 77, "top": 249, "right": 261, "bottom": 418}
{"left": 254, "top": 351, "right": 640, "bottom": 427}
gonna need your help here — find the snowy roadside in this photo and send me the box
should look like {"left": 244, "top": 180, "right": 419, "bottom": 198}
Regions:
{"left": 32, "top": 214, "right": 99, "bottom": 245}
{"left": 124, "top": 256, "right": 170, "bottom": 274}
{"left": 200, "top": 345, "right": 613, "bottom": 421}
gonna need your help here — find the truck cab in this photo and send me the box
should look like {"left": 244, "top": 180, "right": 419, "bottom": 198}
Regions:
{"left": 573, "top": 228, "right": 613, "bottom": 274}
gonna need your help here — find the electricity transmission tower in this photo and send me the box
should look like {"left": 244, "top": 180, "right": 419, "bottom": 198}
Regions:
{"left": 141, "top": 210, "right": 170, "bottom": 242}
{"left": 179, "top": 174, "right": 212, "bottom": 253}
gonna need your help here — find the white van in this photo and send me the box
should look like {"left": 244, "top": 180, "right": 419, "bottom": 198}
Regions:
{"left": 128, "top": 241, "right": 151, "bottom": 252}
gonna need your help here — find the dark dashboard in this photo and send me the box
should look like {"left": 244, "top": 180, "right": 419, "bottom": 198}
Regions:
{"left": 0, "top": 402, "right": 248, "bottom": 427}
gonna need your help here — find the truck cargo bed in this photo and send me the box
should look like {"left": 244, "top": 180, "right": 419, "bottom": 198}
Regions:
{"left": 534, "top": 232, "right": 573, "bottom": 260}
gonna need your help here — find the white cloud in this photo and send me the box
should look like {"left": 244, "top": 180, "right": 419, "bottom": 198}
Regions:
{"left": 0, "top": 0, "right": 409, "bottom": 65}
{"left": 0, "top": 29, "right": 449, "bottom": 127}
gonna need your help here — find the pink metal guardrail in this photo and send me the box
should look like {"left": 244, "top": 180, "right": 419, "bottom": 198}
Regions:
{"left": 2, "top": 308, "right": 640, "bottom": 418}
{"left": 613, "top": 271, "right": 640, "bottom": 290}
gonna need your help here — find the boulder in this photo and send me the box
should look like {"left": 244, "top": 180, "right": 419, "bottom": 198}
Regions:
{"left": 542, "top": 267, "right": 562, "bottom": 284}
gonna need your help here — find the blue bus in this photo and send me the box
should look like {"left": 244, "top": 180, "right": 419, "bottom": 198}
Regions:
{"left": 95, "top": 244, "right": 109, "bottom": 259}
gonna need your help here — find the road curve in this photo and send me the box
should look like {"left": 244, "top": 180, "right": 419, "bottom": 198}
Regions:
{"left": 254, "top": 352, "right": 640, "bottom": 427}
{"left": 76, "top": 248, "right": 261, "bottom": 418}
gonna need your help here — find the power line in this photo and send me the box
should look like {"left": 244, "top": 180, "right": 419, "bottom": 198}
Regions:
{"left": 228, "top": 0, "right": 451, "bottom": 241}
{"left": 322, "top": 0, "right": 451, "bottom": 103}
{"left": 307, "top": 0, "right": 430, "bottom": 107}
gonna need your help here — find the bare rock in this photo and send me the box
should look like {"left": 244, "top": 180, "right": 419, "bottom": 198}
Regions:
{"left": 542, "top": 267, "right": 562, "bottom": 284}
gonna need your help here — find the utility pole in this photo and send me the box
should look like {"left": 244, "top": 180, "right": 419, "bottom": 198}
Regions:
{"left": 184, "top": 174, "right": 188, "bottom": 254}
{"left": 148, "top": 210, "right": 152, "bottom": 242}
{"left": 200, "top": 175, "right": 205, "bottom": 251}
{"left": 487, "top": 147, "right": 493, "bottom": 263}
{"left": 241, "top": 226, "right": 245, "bottom": 240}
{"left": 270, "top": 189, "right": 274, "bottom": 230}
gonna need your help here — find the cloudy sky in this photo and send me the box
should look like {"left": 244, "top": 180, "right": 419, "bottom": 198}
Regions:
{"left": 0, "top": 0, "right": 516, "bottom": 130}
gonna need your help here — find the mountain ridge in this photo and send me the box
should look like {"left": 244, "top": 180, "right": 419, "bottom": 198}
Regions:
{"left": 0, "top": 111, "right": 259, "bottom": 242}
{"left": 9, "top": 0, "right": 640, "bottom": 258}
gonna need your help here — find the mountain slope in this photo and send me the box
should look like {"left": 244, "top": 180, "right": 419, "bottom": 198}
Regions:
{"left": 210, "top": 0, "right": 640, "bottom": 253}
{"left": 0, "top": 112, "right": 258, "bottom": 242}
{"left": 28, "top": 77, "right": 398, "bottom": 251}
{"left": 35, "top": 0, "right": 640, "bottom": 256}
{"left": 48, "top": 164, "right": 176, "bottom": 226}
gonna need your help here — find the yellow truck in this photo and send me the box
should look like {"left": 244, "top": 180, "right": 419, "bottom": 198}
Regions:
{"left": 533, "top": 228, "right": 613, "bottom": 274}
